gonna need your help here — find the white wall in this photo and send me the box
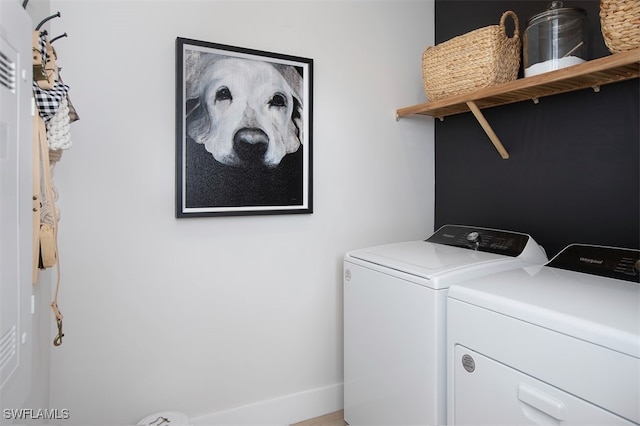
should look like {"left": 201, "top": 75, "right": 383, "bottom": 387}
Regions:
{"left": 48, "top": 1, "right": 435, "bottom": 424}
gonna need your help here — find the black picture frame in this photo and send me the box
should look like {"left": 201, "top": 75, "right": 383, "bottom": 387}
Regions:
{"left": 175, "top": 37, "right": 313, "bottom": 218}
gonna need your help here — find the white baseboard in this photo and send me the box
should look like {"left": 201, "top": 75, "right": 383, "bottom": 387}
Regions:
{"left": 190, "top": 383, "right": 343, "bottom": 426}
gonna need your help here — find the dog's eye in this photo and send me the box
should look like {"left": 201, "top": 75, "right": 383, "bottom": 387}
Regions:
{"left": 215, "top": 87, "right": 232, "bottom": 102}
{"left": 269, "top": 93, "right": 287, "bottom": 108}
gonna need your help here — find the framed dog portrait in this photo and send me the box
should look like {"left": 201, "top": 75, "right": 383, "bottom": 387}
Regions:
{"left": 175, "top": 37, "right": 313, "bottom": 217}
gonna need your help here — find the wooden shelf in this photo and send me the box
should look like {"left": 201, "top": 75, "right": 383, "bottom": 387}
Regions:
{"left": 396, "top": 48, "right": 640, "bottom": 159}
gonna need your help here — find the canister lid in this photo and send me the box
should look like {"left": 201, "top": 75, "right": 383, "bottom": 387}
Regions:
{"left": 526, "top": 1, "right": 586, "bottom": 26}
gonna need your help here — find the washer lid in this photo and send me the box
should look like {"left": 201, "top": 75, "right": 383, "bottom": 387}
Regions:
{"left": 346, "top": 225, "right": 547, "bottom": 287}
{"left": 348, "top": 240, "right": 508, "bottom": 276}
{"left": 448, "top": 262, "right": 640, "bottom": 358}
{"left": 346, "top": 240, "right": 538, "bottom": 291}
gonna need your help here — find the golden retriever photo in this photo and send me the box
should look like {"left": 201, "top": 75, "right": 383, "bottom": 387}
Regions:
{"left": 176, "top": 38, "right": 313, "bottom": 217}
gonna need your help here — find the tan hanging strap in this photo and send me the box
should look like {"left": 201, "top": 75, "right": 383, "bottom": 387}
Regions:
{"left": 32, "top": 113, "right": 42, "bottom": 284}
{"left": 36, "top": 115, "right": 64, "bottom": 346}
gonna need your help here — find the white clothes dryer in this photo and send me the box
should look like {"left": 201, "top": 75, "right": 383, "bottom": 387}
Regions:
{"left": 447, "top": 244, "right": 640, "bottom": 425}
{"left": 343, "top": 225, "right": 548, "bottom": 426}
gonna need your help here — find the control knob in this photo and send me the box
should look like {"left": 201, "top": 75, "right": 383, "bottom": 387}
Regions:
{"left": 467, "top": 232, "right": 480, "bottom": 243}
{"left": 467, "top": 231, "right": 481, "bottom": 250}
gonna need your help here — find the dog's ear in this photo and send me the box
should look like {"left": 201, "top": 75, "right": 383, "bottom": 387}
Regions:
{"left": 185, "top": 51, "right": 224, "bottom": 100}
{"left": 290, "top": 93, "right": 303, "bottom": 144}
{"left": 184, "top": 50, "right": 204, "bottom": 100}
{"left": 273, "top": 64, "right": 304, "bottom": 144}
{"left": 273, "top": 64, "right": 303, "bottom": 102}
{"left": 184, "top": 51, "right": 221, "bottom": 144}
{"left": 186, "top": 99, "right": 211, "bottom": 145}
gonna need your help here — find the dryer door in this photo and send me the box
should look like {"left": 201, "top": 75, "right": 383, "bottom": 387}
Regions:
{"left": 451, "top": 345, "right": 635, "bottom": 425}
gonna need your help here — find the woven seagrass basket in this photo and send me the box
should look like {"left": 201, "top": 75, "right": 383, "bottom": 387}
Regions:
{"left": 422, "top": 11, "right": 521, "bottom": 101}
{"left": 600, "top": 0, "right": 640, "bottom": 53}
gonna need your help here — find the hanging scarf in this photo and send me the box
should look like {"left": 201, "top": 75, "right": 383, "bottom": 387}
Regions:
{"left": 32, "top": 31, "right": 70, "bottom": 122}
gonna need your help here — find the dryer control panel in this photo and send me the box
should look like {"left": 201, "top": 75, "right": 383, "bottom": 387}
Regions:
{"left": 425, "top": 225, "right": 530, "bottom": 257}
{"left": 548, "top": 244, "right": 640, "bottom": 283}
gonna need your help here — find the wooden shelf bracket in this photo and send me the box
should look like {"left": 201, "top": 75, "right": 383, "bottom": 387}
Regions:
{"left": 466, "top": 101, "right": 510, "bottom": 159}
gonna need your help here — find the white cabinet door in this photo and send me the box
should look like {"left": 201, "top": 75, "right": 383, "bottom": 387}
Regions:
{"left": 0, "top": 0, "right": 33, "bottom": 413}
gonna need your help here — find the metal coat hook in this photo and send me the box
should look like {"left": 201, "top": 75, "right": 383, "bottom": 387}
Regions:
{"left": 36, "top": 11, "right": 61, "bottom": 30}
{"left": 50, "top": 33, "right": 68, "bottom": 43}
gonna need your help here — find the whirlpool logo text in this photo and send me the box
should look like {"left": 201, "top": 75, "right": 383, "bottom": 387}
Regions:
{"left": 579, "top": 257, "right": 604, "bottom": 265}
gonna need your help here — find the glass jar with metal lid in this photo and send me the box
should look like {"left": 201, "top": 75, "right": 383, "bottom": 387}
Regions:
{"left": 523, "top": 1, "right": 588, "bottom": 77}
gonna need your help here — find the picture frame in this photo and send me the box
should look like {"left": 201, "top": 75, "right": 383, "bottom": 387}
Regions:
{"left": 175, "top": 37, "right": 313, "bottom": 218}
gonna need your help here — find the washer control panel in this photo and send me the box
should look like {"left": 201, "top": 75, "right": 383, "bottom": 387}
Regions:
{"left": 425, "top": 225, "right": 530, "bottom": 257}
{"left": 548, "top": 244, "right": 640, "bottom": 283}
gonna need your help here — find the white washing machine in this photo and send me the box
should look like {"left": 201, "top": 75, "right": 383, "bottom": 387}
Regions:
{"left": 343, "top": 224, "right": 548, "bottom": 426}
{"left": 447, "top": 244, "right": 640, "bottom": 425}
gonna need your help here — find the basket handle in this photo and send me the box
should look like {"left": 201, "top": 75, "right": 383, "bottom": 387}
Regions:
{"left": 500, "top": 10, "right": 519, "bottom": 39}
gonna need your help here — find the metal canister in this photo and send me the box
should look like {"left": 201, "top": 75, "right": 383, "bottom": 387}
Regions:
{"left": 523, "top": 1, "right": 588, "bottom": 77}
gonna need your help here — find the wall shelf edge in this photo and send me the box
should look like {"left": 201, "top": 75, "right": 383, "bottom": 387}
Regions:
{"left": 396, "top": 48, "right": 640, "bottom": 158}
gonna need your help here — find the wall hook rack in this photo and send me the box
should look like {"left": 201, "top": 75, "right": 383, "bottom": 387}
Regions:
{"left": 50, "top": 33, "right": 68, "bottom": 43}
{"left": 36, "top": 11, "right": 61, "bottom": 30}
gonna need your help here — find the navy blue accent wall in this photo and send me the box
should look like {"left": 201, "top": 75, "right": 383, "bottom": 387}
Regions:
{"left": 434, "top": 0, "right": 639, "bottom": 258}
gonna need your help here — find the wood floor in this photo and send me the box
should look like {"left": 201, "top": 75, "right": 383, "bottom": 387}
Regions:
{"left": 291, "top": 410, "right": 346, "bottom": 426}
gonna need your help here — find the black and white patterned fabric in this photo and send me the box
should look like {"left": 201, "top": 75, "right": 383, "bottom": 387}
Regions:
{"left": 32, "top": 31, "right": 69, "bottom": 122}
{"left": 33, "top": 81, "right": 70, "bottom": 122}
{"left": 37, "top": 31, "right": 48, "bottom": 65}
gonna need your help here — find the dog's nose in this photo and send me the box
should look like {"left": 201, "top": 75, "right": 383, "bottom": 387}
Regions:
{"left": 233, "top": 128, "right": 269, "bottom": 165}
